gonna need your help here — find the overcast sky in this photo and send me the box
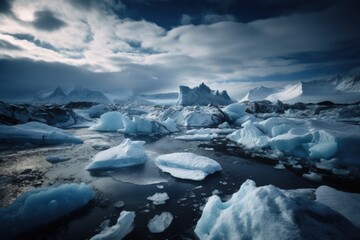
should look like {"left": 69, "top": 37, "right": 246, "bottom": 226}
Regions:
{"left": 0, "top": 0, "right": 359, "bottom": 100}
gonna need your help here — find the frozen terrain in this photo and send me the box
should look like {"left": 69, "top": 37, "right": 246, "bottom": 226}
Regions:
{"left": 0, "top": 80, "right": 360, "bottom": 239}
{"left": 241, "top": 74, "right": 360, "bottom": 103}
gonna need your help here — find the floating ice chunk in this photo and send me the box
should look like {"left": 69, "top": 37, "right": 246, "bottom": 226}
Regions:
{"left": 90, "top": 211, "right": 135, "bottom": 240}
{"left": 89, "top": 139, "right": 111, "bottom": 150}
{"left": 154, "top": 152, "right": 222, "bottom": 181}
{"left": 46, "top": 155, "right": 71, "bottom": 163}
{"left": 186, "top": 128, "right": 235, "bottom": 135}
{"left": 162, "top": 118, "right": 180, "bottom": 132}
{"left": 303, "top": 172, "right": 322, "bottom": 182}
{"left": 227, "top": 121, "right": 269, "bottom": 149}
{"left": 0, "top": 183, "right": 94, "bottom": 239}
{"left": 114, "top": 201, "right": 125, "bottom": 209}
{"left": 86, "top": 139, "right": 146, "bottom": 170}
{"left": 331, "top": 168, "right": 350, "bottom": 176}
{"left": 89, "top": 112, "right": 123, "bottom": 132}
{"left": 316, "top": 185, "right": 360, "bottom": 228}
{"left": 222, "top": 103, "right": 246, "bottom": 122}
{"left": 175, "top": 133, "right": 217, "bottom": 141}
{"left": 147, "top": 212, "right": 173, "bottom": 233}
{"left": 0, "top": 122, "right": 83, "bottom": 145}
{"left": 268, "top": 128, "right": 312, "bottom": 152}
{"left": 147, "top": 192, "right": 169, "bottom": 205}
{"left": 309, "top": 130, "right": 337, "bottom": 159}
{"left": 274, "top": 163, "right": 285, "bottom": 169}
{"left": 218, "top": 122, "right": 230, "bottom": 129}
{"left": 195, "top": 179, "right": 359, "bottom": 240}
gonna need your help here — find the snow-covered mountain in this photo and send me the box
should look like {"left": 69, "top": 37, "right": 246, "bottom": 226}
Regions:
{"left": 68, "top": 87, "right": 111, "bottom": 104}
{"left": 33, "top": 87, "right": 111, "bottom": 105}
{"left": 33, "top": 87, "right": 70, "bottom": 105}
{"left": 241, "top": 75, "right": 360, "bottom": 103}
{"left": 177, "top": 82, "right": 235, "bottom": 106}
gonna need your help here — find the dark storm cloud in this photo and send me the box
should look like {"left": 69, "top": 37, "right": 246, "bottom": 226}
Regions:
{"left": 0, "top": 39, "right": 22, "bottom": 50}
{"left": 0, "top": 0, "right": 12, "bottom": 14}
{"left": 32, "top": 10, "right": 67, "bottom": 31}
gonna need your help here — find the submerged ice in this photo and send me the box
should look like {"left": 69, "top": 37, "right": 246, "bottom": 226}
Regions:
{"left": 147, "top": 212, "right": 173, "bottom": 233}
{"left": 0, "top": 183, "right": 94, "bottom": 239}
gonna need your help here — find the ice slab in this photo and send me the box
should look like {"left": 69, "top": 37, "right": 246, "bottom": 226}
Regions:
{"left": 195, "top": 179, "right": 360, "bottom": 240}
{"left": 86, "top": 139, "right": 146, "bottom": 170}
{"left": 90, "top": 211, "right": 135, "bottom": 240}
{"left": 0, "top": 183, "right": 94, "bottom": 239}
{"left": 147, "top": 212, "right": 173, "bottom": 233}
{"left": 46, "top": 154, "right": 71, "bottom": 163}
{"left": 0, "top": 121, "right": 83, "bottom": 145}
{"left": 89, "top": 112, "right": 124, "bottom": 132}
{"left": 175, "top": 133, "right": 217, "bottom": 141}
{"left": 154, "top": 152, "right": 222, "bottom": 181}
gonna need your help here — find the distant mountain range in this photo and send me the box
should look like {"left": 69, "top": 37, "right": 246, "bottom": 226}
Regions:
{"left": 33, "top": 87, "right": 111, "bottom": 105}
{"left": 240, "top": 75, "right": 360, "bottom": 103}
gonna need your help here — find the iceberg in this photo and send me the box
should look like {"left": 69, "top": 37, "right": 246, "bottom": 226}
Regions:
{"left": 147, "top": 212, "right": 173, "bottom": 233}
{"left": 0, "top": 183, "right": 94, "bottom": 239}
{"left": 90, "top": 211, "right": 135, "bottom": 240}
{"left": 119, "top": 116, "right": 179, "bottom": 135}
{"left": 222, "top": 103, "right": 247, "bottom": 123}
{"left": 195, "top": 179, "right": 359, "bottom": 240}
{"left": 0, "top": 121, "right": 83, "bottom": 145}
{"left": 177, "top": 83, "right": 234, "bottom": 106}
{"left": 89, "top": 112, "right": 124, "bottom": 132}
{"left": 154, "top": 152, "right": 222, "bottom": 181}
{"left": 86, "top": 139, "right": 146, "bottom": 170}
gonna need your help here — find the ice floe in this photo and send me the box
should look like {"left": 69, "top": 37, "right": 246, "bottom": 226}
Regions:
{"left": 147, "top": 212, "right": 173, "bottom": 233}
{"left": 86, "top": 139, "right": 146, "bottom": 170}
{"left": 0, "top": 121, "right": 83, "bottom": 145}
{"left": 195, "top": 179, "right": 359, "bottom": 240}
{"left": 154, "top": 152, "right": 222, "bottom": 181}
{"left": 0, "top": 183, "right": 94, "bottom": 239}
{"left": 90, "top": 211, "right": 135, "bottom": 240}
{"left": 147, "top": 192, "right": 169, "bottom": 205}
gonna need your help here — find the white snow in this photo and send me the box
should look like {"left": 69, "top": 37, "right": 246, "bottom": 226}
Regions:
{"left": 240, "top": 75, "right": 360, "bottom": 104}
{"left": 195, "top": 179, "right": 359, "bottom": 240}
{"left": 86, "top": 139, "right": 146, "bottom": 170}
{"left": 147, "top": 212, "right": 173, "bottom": 233}
{"left": 175, "top": 133, "right": 217, "bottom": 141}
{"left": 90, "top": 211, "right": 135, "bottom": 240}
{"left": 0, "top": 183, "right": 94, "bottom": 239}
{"left": 147, "top": 192, "right": 169, "bottom": 205}
{"left": 0, "top": 121, "right": 83, "bottom": 145}
{"left": 154, "top": 152, "right": 222, "bottom": 181}
{"left": 46, "top": 155, "right": 71, "bottom": 163}
{"left": 89, "top": 112, "right": 124, "bottom": 132}
{"left": 316, "top": 185, "right": 360, "bottom": 228}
